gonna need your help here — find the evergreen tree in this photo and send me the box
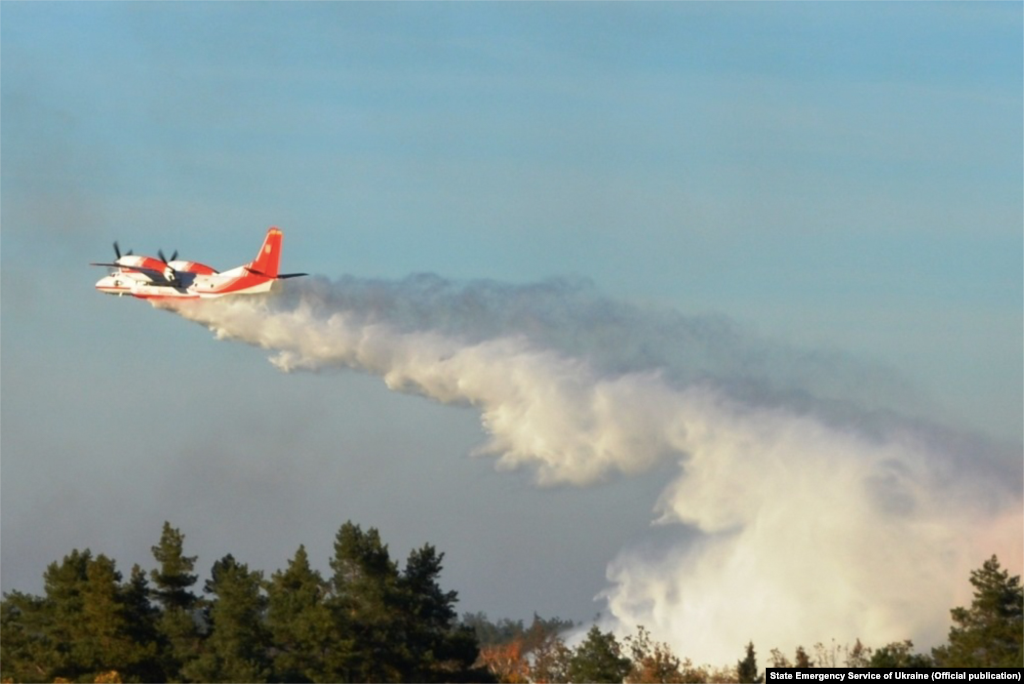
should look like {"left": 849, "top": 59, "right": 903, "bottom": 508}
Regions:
{"left": 150, "top": 522, "right": 199, "bottom": 611}
{"left": 80, "top": 555, "right": 124, "bottom": 668}
{"left": 43, "top": 548, "right": 93, "bottom": 679}
{"left": 266, "top": 545, "right": 334, "bottom": 683}
{"left": 1, "top": 590, "right": 54, "bottom": 682}
{"left": 150, "top": 521, "right": 202, "bottom": 679}
{"left": 398, "top": 544, "right": 481, "bottom": 682}
{"left": 4, "top": 519, "right": 491, "bottom": 683}
{"left": 1, "top": 551, "right": 163, "bottom": 683}
{"left": 933, "top": 555, "right": 1024, "bottom": 666}
{"left": 326, "top": 522, "right": 403, "bottom": 682}
{"left": 79, "top": 557, "right": 160, "bottom": 679}
{"left": 120, "top": 564, "right": 165, "bottom": 682}
{"left": 182, "top": 554, "right": 270, "bottom": 683}
{"left": 736, "top": 641, "right": 763, "bottom": 683}
{"left": 569, "top": 625, "right": 633, "bottom": 683}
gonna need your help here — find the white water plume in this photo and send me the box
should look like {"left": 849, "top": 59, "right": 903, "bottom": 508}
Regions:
{"left": 159, "top": 275, "right": 1022, "bottom": 665}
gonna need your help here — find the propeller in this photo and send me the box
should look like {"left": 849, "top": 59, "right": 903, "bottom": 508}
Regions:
{"left": 109, "top": 241, "right": 132, "bottom": 261}
{"left": 157, "top": 248, "right": 181, "bottom": 284}
{"left": 90, "top": 240, "right": 133, "bottom": 269}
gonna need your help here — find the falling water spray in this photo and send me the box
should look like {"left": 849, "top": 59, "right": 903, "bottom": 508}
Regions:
{"left": 157, "top": 275, "right": 1022, "bottom": 664}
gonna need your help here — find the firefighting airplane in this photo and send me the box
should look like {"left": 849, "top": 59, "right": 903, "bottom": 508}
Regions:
{"left": 91, "top": 226, "right": 306, "bottom": 299}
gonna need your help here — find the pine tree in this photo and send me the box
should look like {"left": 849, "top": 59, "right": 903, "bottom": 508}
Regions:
{"left": 326, "top": 522, "right": 403, "bottom": 682}
{"left": 150, "top": 521, "right": 202, "bottom": 678}
{"left": 398, "top": 544, "right": 480, "bottom": 682}
{"left": 1, "top": 551, "right": 162, "bottom": 682}
{"left": 44, "top": 548, "right": 93, "bottom": 679}
{"left": 933, "top": 555, "right": 1024, "bottom": 666}
{"left": 120, "top": 564, "right": 165, "bottom": 681}
{"left": 737, "top": 641, "right": 763, "bottom": 683}
{"left": 77, "top": 554, "right": 134, "bottom": 676}
{"left": 182, "top": 554, "right": 270, "bottom": 683}
{"left": 1, "top": 590, "right": 54, "bottom": 682}
{"left": 569, "top": 625, "right": 633, "bottom": 683}
{"left": 266, "top": 545, "right": 334, "bottom": 683}
{"left": 2, "top": 520, "right": 493, "bottom": 683}
{"left": 150, "top": 522, "right": 199, "bottom": 611}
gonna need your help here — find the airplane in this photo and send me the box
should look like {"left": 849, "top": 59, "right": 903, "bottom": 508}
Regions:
{"left": 91, "top": 226, "right": 306, "bottom": 299}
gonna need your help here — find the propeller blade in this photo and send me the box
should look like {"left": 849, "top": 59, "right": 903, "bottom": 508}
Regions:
{"left": 158, "top": 249, "right": 168, "bottom": 263}
{"left": 113, "top": 241, "right": 121, "bottom": 259}
{"left": 170, "top": 249, "right": 178, "bottom": 261}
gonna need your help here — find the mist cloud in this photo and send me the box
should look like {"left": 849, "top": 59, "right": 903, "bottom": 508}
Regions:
{"left": 158, "top": 276, "right": 1022, "bottom": 664}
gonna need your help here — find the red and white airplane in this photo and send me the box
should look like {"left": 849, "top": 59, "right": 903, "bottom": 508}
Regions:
{"left": 91, "top": 226, "right": 306, "bottom": 299}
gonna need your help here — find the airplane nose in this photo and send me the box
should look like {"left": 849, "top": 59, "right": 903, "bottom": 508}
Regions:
{"left": 95, "top": 275, "right": 123, "bottom": 295}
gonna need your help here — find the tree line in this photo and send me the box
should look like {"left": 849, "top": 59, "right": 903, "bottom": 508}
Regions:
{"left": 2, "top": 521, "right": 483, "bottom": 683}
{"left": 467, "top": 554, "right": 1022, "bottom": 682}
{"left": 1, "top": 520, "right": 1021, "bottom": 683}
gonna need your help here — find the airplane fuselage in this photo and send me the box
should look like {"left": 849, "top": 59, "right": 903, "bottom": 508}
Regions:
{"left": 94, "top": 265, "right": 275, "bottom": 299}
{"left": 92, "top": 227, "right": 304, "bottom": 300}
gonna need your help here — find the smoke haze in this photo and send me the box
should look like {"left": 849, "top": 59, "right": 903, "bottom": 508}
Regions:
{"left": 160, "top": 276, "right": 1022, "bottom": 664}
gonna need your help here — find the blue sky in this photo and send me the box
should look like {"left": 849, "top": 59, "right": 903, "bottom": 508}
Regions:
{"left": 2, "top": 1, "right": 1021, "bottom": 643}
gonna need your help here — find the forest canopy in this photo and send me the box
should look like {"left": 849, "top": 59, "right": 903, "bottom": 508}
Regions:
{"left": 1, "top": 522, "right": 1020, "bottom": 683}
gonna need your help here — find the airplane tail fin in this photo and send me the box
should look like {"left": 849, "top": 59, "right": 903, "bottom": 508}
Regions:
{"left": 249, "top": 227, "right": 283, "bottom": 279}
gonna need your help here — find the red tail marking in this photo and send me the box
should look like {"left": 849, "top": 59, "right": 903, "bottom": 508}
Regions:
{"left": 250, "top": 227, "right": 283, "bottom": 278}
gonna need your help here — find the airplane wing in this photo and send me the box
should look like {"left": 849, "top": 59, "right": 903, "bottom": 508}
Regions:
{"left": 245, "top": 267, "right": 308, "bottom": 279}
{"left": 90, "top": 262, "right": 179, "bottom": 286}
{"left": 125, "top": 267, "right": 177, "bottom": 285}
